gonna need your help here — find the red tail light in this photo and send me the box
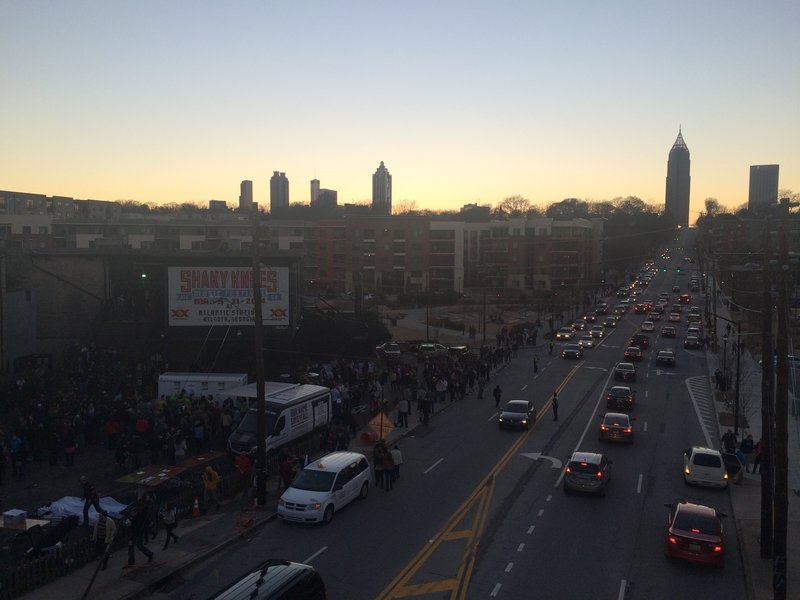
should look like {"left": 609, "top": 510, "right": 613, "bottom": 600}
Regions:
{"left": 596, "top": 470, "right": 604, "bottom": 478}
{"left": 565, "top": 466, "right": 572, "bottom": 473}
{"left": 600, "top": 426, "right": 609, "bottom": 431}
{"left": 624, "top": 427, "right": 632, "bottom": 433}
{"left": 713, "top": 545, "right": 723, "bottom": 553}
{"left": 668, "top": 535, "right": 677, "bottom": 545}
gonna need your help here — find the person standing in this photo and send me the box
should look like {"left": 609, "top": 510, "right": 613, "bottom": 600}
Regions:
{"left": 201, "top": 465, "right": 221, "bottom": 513}
{"left": 533, "top": 355, "right": 539, "bottom": 374}
{"left": 382, "top": 447, "right": 395, "bottom": 491}
{"left": 397, "top": 395, "right": 409, "bottom": 428}
{"left": 390, "top": 445, "right": 403, "bottom": 482}
{"left": 740, "top": 434, "right": 755, "bottom": 473}
{"left": 753, "top": 438, "right": 763, "bottom": 474}
{"left": 549, "top": 340, "right": 554, "bottom": 356}
{"left": 551, "top": 392, "right": 559, "bottom": 421}
{"left": 493, "top": 385, "right": 502, "bottom": 408}
{"left": 160, "top": 502, "right": 179, "bottom": 549}
{"left": 234, "top": 451, "right": 252, "bottom": 499}
{"left": 80, "top": 475, "right": 102, "bottom": 527}
{"left": 91, "top": 510, "right": 117, "bottom": 571}
{"left": 721, "top": 429, "right": 737, "bottom": 454}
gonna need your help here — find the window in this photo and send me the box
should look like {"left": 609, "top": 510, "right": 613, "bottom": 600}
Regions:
{"left": 693, "top": 453, "right": 722, "bottom": 468}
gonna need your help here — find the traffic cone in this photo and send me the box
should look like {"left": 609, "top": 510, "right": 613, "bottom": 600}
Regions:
{"left": 192, "top": 496, "right": 201, "bottom": 518}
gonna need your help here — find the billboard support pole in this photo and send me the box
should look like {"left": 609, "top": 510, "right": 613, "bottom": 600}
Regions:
{"left": 252, "top": 218, "right": 268, "bottom": 506}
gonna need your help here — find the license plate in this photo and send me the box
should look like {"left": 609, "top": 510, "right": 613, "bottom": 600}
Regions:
{"left": 689, "top": 543, "right": 701, "bottom": 552}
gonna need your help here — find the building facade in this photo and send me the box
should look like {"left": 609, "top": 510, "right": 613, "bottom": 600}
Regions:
{"left": 270, "top": 171, "right": 289, "bottom": 213}
{"left": 748, "top": 164, "right": 779, "bottom": 213}
{"left": 239, "top": 180, "right": 255, "bottom": 212}
{"left": 372, "top": 161, "right": 392, "bottom": 215}
{"left": 665, "top": 129, "right": 691, "bottom": 227}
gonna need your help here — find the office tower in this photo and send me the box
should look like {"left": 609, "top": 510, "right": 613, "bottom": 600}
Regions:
{"left": 310, "top": 179, "right": 320, "bottom": 205}
{"left": 316, "top": 189, "right": 338, "bottom": 210}
{"left": 664, "top": 129, "right": 690, "bottom": 227}
{"left": 372, "top": 161, "right": 392, "bottom": 215}
{"left": 748, "top": 164, "right": 779, "bottom": 213}
{"left": 270, "top": 171, "right": 289, "bottom": 213}
{"left": 239, "top": 180, "right": 254, "bottom": 212}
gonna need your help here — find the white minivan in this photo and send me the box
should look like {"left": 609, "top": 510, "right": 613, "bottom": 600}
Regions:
{"left": 683, "top": 446, "right": 728, "bottom": 488}
{"left": 277, "top": 451, "right": 371, "bottom": 524}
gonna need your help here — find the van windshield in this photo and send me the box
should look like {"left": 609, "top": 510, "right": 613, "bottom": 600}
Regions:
{"left": 291, "top": 469, "right": 336, "bottom": 492}
{"left": 236, "top": 410, "right": 277, "bottom": 435}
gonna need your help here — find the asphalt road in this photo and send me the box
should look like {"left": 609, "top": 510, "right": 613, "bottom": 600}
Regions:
{"left": 158, "top": 254, "right": 747, "bottom": 600}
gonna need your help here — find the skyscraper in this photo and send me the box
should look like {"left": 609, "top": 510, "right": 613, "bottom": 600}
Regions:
{"left": 270, "top": 171, "right": 289, "bottom": 213}
{"left": 372, "top": 161, "right": 392, "bottom": 215}
{"left": 310, "top": 179, "right": 320, "bottom": 205}
{"left": 239, "top": 180, "right": 254, "bottom": 212}
{"left": 748, "top": 164, "right": 779, "bottom": 213}
{"left": 664, "top": 129, "right": 690, "bottom": 227}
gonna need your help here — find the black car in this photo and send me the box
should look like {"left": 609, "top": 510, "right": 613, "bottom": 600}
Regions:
{"left": 498, "top": 400, "right": 536, "bottom": 430}
{"left": 562, "top": 344, "right": 583, "bottom": 359}
{"left": 614, "top": 362, "right": 637, "bottom": 382}
{"left": 211, "top": 559, "right": 326, "bottom": 600}
{"left": 661, "top": 326, "right": 677, "bottom": 338}
{"left": 657, "top": 350, "right": 676, "bottom": 367}
{"left": 606, "top": 386, "right": 635, "bottom": 410}
{"left": 630, "top": 333, "right": 650, "bottom": 349}
{"left": 684, "top": 335, "right": 701, "bottom": 349}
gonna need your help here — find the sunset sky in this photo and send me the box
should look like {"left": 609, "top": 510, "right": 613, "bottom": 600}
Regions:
{"left": 2, "top": 1, "right": 798, "bottom": 221}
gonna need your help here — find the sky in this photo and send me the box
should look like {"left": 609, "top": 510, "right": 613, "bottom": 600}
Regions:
{"left": 1, "top": 1, "right": 798, "bottom": 221}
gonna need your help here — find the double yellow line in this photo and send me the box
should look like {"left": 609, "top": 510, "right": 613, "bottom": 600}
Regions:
{"left": 375, "top": 363, "right": 582, "bottom": 600}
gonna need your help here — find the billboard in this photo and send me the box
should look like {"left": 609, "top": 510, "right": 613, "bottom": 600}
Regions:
{"left": 167, "top": 266, "right": 290, "bottom": 327}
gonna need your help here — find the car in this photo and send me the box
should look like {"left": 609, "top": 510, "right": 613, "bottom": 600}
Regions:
{"left": 563, "top": 452, "right": 612, "bottom": 496}
{"left": 578, "top": 334, "right": 595, "bottom": 349}
{"left": 683, "top": 446, "right": 728, "bottom": 488}
{"left": 211, "top": 559, "right": 327, "bottom": 600}
{"left": 375, "top": 342, "right": 401, "bottom": 362}
{"left": 656, "top": 349, "right": 676, "bottom": 367}
{"left": 630, "top": 333, "right": 650, "bottom": 349}
{"left": 556, "top": 327, "right": 575, "bottom": 341}
{"left": 599, "top": 412, "right": 635, "bottom": 443}
{"left": 684, "top": 335, "right": 701, "bottom": 349}
{"left": 562, "top": 344, "right": 583, "bottom": 359}
{"left": 447, "top": 345, "right": 471, "bottom": 359}
{"left": 602, "top": 317, "right": 616, "bottom": 328}
{"left": 687, "top": 314, "right": 703, "bottom": 327}
{"left": 634, "top": 303, "right": 648, "bottom": 314}
{"left": 595, "top": 303, "right": 609, "bottom": 315}
{"left": 614, "top": 362, "right": 637, "bottom": 382}
{"left": 641, "top": 321, "right": 655, "bottom": 332}
{"left": 277, "top": 451, "right": 372, "bottom": 524}
{"left": 418, "top": 343, "right": 447, "bottom": 360}
{"left": 617, "top": 288, "right": 630, "bottom": 297}
{"left": 679, "top": 293, "right": 692, "bottom": 304}
{"left": 672, "top": 285, "right": 681, "bottom": 293}
{"left": 590, "top": 325, "right": 605, "bottom": 339}
{"left": 498, "top": 400, "right": 536, "bottom": 430}
{"left": 571, "top": 320, "right": 586, "bottom": 331}
{"left": 583, "top": 312, "right": 597, "bottom": 323}
{"left": 661, "top": 326, "right": 677, "bottom": 338}
{"left": 624, "top": 346, "right": 643, "bottom": 362}
{"left": 671, "top": 303, "right": 682, "bottom": 314}
{"left": 606, "top": 386, "right": 635, "bottom": 410}
{"left": 647, "top": 311, "right": 662, "bottom": 322}
{"left": 664, "top": 501, "right": 726, "bottom": 567}
{"left": 652, "top": 304, "right": 665, "bottom": 314}
{"left": 667, "top": 312, "right": 680, "bottom": 323}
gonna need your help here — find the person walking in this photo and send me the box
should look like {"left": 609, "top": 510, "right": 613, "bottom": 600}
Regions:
{"left": 549, "top": 340, "right": 554, "bottom": 356}
{"left": 390, "top": 445, "right": 403, "bottom": 482}
{"left": 740, "top": 434, "right": 755, "bottom": 473}
{"left": 753, "top": 438, "right": 763, "bottom": 474}
{"left": 397, "top": 395, "right": 409, "bottom": 428}
{"left": 160, "top": 502, "right": 179, "bottom": 549}
{"left": 720, "top": 429, "right": 737, "bottom": 454}
{"left": 80, "top": 475, "right": 102, "bottom": 527}
{"left": 234, "top": 451, "right": 252, "bottom": 499}
{"left": 92, "top": 510, "right": 117, "bottom": 571}
{"left": 124, "top": 501, "right": 154, "bottom": 567}
{"left": 493, "top": 385, "right": 502, "bottom": 408}
{"left": 533, "top": 355, "right": 539, "bottom": 374}
{"left": 373, "top": 441, "right": 387, "bottom": 490}
{"left": 201, "top": 465, "right": 221, "bottom": 513}
{"left": 382, "top": 447, "right": 395, "bottom": 491}
{"left": 551, "top": 392, "right": 559, "bottom": 421}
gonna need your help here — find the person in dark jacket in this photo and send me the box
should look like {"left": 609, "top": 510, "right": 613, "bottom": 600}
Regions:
{"left": 80, "top": 475, "right": 102, "bottom": 527}
{"left": 125, "top": 500, "right": 154, "bottom": 567}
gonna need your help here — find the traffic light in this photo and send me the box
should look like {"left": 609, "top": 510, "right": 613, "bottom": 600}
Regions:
{"left": 676, "top": 266, "right": 681, "bottom": 272}
{"left": 662, "top": 266, "right": 667, "bottom": 272}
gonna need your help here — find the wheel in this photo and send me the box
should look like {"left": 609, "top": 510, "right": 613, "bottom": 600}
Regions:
{"left": 359, "top": 481, "right": 369, "bottom": 500}
{"left": 322, "top": 505, "right": 334, "bottom": 525}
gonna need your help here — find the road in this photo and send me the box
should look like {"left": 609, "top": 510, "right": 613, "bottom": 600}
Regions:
{"left": 156, "top": 252, "right": 746, "bottom": 599}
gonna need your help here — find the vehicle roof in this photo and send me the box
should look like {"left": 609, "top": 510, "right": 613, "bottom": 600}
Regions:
{"left": 212, "top": 559, "right": 320, "bottom": 600}
{"left": 616, "top": 362, "right": 635, "bottom": 368}
{"left": 303, "top": 451, "right": 367, "bottom": 471}
{"left": 609, "top": 386, "right": 632, "bottom": 393}
{"left": 688, "top": 446, "right": 721, "bottom": 456}
{"left": 674, "top": 501, "right": 719, "bottom": 519}
{"left": 505, "top": 400, "right": 529, "bottom": 408}
{"left": 569, "top": 451, "right": 604, "bottom": 464}
{"left": 626, "top": 346, "right": 641, "bottom": 351}
{"left": 658, "top": 349, "right": 675, "bottom": 354}
{"left": 603, "top": 412, "right": 630, "bottom": 421}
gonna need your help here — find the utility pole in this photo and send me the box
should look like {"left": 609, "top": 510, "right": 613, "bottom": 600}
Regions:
{"left": 773, "top": 206, "right": 792, "bottom": 599}
{"left": 760, "top": 220, "right": 774, "bottom": 558}
{"left": 251, "top": 219, "right": 267, "bottom": 507}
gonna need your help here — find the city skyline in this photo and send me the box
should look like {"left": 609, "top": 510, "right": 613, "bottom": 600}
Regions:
{"left": 1, "top": 2, "right": 797, "bottom": 222}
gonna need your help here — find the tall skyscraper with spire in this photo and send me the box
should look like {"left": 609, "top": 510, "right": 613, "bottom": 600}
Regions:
{"left": 665, "top": 129, "right": 690, "bottom": 227}
{"left": 270, "top": 171, "right": 289, "bottom": 213}
{"left": 372, "top": 161, "right": 392, "bottom": 215}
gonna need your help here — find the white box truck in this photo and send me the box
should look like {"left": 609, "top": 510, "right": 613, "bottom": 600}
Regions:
{"left": 226, "top": 381, "right": 331, "bottom": 456}
{"left": 157, "top": 372, "right": 249, "bottom": 402}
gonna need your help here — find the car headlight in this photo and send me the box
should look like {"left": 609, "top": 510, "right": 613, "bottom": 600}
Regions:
{"left": 684, "top": 466, "right": 691, "bottom": 475}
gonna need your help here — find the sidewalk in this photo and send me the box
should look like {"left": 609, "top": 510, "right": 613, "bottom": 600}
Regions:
{"left": 707, "top": 292, "right": 799, "bottom": 600}
{"left": 21, "top": 415, "right": 424, "bottom": 600}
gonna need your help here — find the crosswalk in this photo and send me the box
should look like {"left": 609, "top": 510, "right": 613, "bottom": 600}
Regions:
{"left": 685, "top": 375, "right": 717, "bottom": 448}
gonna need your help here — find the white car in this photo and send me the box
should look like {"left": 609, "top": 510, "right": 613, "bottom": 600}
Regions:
{"left": 590, "top": 325, "right": 605, "bottom": 338}
{"left": 278, "top": 451, "right": 371, "bottom": 524}
{"left": 683, "top": 446, "right": 728, "bottom": 488}
{"left": 556, "top": 327, "right": 575, "bottom": 341}
{"left": 578, "top": 335, "right": 595, "bottom": 349}
{"left": 641, "top": 320, "right": 655, "bottom": 332}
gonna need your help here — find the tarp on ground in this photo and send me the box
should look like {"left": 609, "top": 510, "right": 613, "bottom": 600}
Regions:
{"left": 35, "top": 496, "right": 130, "bottom": 525}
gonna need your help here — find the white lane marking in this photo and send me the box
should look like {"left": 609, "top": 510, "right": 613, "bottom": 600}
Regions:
{"left": 618, "top": 579, "right": 627, "bottom": 600}
{"left": 645, "top": 390, "right": 649, "bottom": 398}
{"left": 521, "top": 384, "right": 528, "bottom": 391}
{"left": 537, "top": 509, "right": 544, "bottom": 517}
{"left": 304, "top": 546, "right": 328, "bottom": 563}
{"left": 424, "top": 458, "right": 444, "bottom": 474}
{"left": 505, "top": 562, "right": 514, "bottom": 573}
{"left": 487, "top": 412, "right": 499, "bottom": 422}
{"left": 546, "top": 495, "right": 552, "bottom": 502}
{"left": 527, "top": 525, "right": 535, "bottom": 534}
{"left": 644, "top": 421, "right": 648, "bottom": 432}
{"left": 517, "top": 543, "right": 525, "bottom": 552}
{"left": 637, "top": 473, "right": 643, "bottom": 494}
{"left": 490, "top": 583, "right": 502, "bottom": 597}
{"left": 685, "top": 376, "right": 715, "bottom": 448}
{"left": 555, "top": 365, "right": 617, "bottom": 487}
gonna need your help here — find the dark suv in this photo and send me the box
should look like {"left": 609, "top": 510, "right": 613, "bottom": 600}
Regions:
{"left": 630, "top": 333, "right": 650, "bottom": 349}
{"left": 212, "top": 559, "right": 326, "bottom": 600}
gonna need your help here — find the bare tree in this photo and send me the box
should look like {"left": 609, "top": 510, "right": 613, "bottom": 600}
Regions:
{"left": 495, "top": 195, "right": 531, "bottom": 217}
